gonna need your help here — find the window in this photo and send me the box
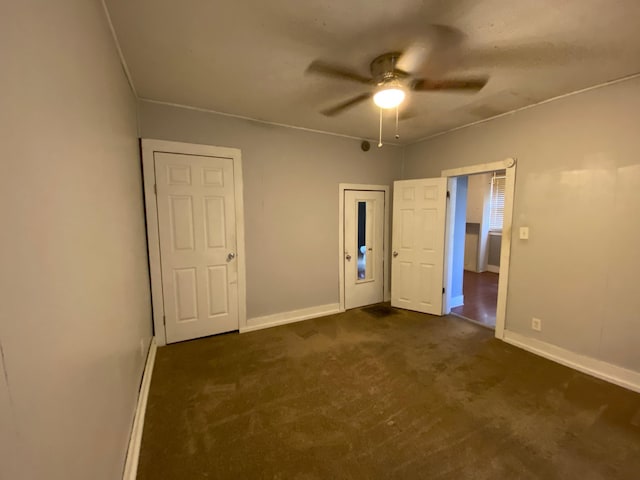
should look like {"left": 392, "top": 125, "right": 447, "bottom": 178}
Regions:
{"left": 489, "top": 173, "right": 506, "bottom": 232}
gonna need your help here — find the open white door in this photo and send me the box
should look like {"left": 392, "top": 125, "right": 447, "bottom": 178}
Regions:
{"left": 391, "top": 177, "right": 448, "bottom": 315}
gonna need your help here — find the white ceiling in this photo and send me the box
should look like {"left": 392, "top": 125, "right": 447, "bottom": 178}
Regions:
{"left": 105, "top": 0, "right": 640, "bottom": 143}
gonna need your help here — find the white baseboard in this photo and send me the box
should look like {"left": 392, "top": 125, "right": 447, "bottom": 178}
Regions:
{"left": 240, "top": 303, "right": 340, "bottom": 333}
{"left": 450, "top": 295, "right": 464, "bottom": 308}
{"left": 503, "top": 331, "right": 640, "bottom": 393}
{"left": 487, "top": 264, "right": 500, "bottom": 273}
{"left": 122, "top": 337, "right": 157, "bottom": 480}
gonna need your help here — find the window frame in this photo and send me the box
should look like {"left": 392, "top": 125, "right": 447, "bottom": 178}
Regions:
{"left": 489, "top": 173, "right": 506, "bottom": 233}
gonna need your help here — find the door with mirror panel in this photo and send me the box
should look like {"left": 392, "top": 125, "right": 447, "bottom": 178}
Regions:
{"left": 155, "top": 152, "right": 239, "bottom": 343}
{"left": 344, "top": 190, "right": 385, "bottom": 309}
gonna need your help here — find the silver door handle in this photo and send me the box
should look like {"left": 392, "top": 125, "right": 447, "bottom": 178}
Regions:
{"left": 227, "top": 252, "right": 236, "bottom": 261}
{"left": 393, "top": 251, "right": 399, "bottom": 257}
{"left": 345, "top": 254, "right": 352, "bottom": 261}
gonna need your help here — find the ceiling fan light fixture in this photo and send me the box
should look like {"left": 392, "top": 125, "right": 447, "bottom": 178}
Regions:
{"left": 373, "top": 87, "right": 405, "bottom": 109}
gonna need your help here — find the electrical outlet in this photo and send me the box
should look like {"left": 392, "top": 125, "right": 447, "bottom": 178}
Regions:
{"left": 531, "top": 318, "right": 542, "bottom": 332}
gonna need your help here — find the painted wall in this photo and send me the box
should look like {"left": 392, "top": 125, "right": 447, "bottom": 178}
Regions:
{"left": 451, "top": 177, "right": 468, "bottom": 301}
{"left": 466, "top": 173, "right": 491, "bottom": 224}
{"left": 403, "top": 77, "right": 640, "bottom": 374}
{"left": 467, "top": 173, "right": 492, "bottom": 272}
{"left": 0, "top": 1, "right": 152, "bottom": 479}
{"left": 138, "top": 101, "right": 403, "bottom": 319}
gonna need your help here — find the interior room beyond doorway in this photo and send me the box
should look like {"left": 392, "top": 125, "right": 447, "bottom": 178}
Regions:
{"left": 450, "top": 171, "right": 505, "bottom": 329}
{"left": 452, "top": 270, "right": 499, "bottom": 327}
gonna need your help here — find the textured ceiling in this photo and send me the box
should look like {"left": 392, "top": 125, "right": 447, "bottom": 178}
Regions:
{"left": 105, "top": 0, "right": 640, "bottom": 143}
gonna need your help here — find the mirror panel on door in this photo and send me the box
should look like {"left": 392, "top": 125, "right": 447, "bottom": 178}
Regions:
{"left": 345, "top": 190, "right": 384, "bottom": 309}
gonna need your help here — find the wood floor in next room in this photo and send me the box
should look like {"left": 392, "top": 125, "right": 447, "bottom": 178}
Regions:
{"left": 138, "top": 307, "right": 640, "bottom": 480}
{"left": 452, "top": 270, "right": 499, "bottom": 328}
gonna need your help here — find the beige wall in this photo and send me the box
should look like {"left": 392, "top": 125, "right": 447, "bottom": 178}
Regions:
{"left": 0, "top": 1, "right": 152, "bottom": 479}
{"left": 139, "top": 101, "right": 403, "bottom": 318}
{"left": 403, "top": 77, "right": 640, "bottom": 373}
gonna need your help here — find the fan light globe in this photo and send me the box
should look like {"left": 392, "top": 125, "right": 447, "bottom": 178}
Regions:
{"left": 373, "top": 88, "right": 405, "bottom": 109}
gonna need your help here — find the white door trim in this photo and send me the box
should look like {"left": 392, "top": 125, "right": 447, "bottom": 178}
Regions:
{"left": 443, "top": 177, "right": 458, "bottom": 316}
{"left": 338, "top": 184, "right": 390, "bottom": 312}
{"left": 142, "top": 139, "right": 247, "bottom": 346}
{"left": 441, "top": 158, "right": 516, "bottom": 340}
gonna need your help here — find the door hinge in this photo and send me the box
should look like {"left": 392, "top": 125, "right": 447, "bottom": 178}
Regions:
{"left": 446, "top": 190, "right": 450, "bottom": 199}
{"left": 153, "top": 184, "right": 157, "bottom": 194}
{"left": 162, "top": 314, "right": 166, "bottom": 325}
{"left": 442, "top": 287, "right": 445, "bottom": 294}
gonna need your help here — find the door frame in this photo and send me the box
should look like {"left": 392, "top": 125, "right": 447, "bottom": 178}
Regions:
{"left": 441, "top": 158, "right": 516, "bottom": 339}
{"left": 338, "top": 183, "right": 390, "bottom": 312}
{"left": 141, "top": 139, "right": 247, "bottom": 346}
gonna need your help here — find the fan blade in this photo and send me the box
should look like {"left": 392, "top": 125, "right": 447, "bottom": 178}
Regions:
{"left": 321, "top": 93, "right": 372, "bottom": 116}
{"left": 399, "top": 109, "right": 418, "bottom": 121}
{"left": 397, "top": 42, "right": 432, "bottom": 74}
{"left": 307, "top": 61, "right": 373, "bottom": 85}
{"left": 412, "top": 77, "right": 489, "bottom": 92}
{"left": 396, "top": 25, "right": 465, "bottom": 76}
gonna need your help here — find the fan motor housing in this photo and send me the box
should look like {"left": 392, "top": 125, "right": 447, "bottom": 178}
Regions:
{"left": 370, "top": 52, "right": 407, "bottom": 84}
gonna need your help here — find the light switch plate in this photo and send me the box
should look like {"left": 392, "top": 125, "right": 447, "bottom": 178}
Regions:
{"left": 519, "top": 227, "right": 529, "bottom": 240}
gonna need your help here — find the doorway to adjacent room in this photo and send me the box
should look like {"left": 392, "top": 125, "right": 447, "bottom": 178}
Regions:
{"left": 441, "top": 158, "right": 516, "bottom": 338}
{"left": 449, "top": 171, "right": 505, "bottom": 329}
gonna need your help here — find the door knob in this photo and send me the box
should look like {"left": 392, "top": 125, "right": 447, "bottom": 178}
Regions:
{"left": 392, "top": 251, "right": 399, "bottom": 257}
{"left": 345, "top": 254, "right": 352, "bottom": 261}
{"left": 227, "top": 252, "right": 236, "bottom": 261}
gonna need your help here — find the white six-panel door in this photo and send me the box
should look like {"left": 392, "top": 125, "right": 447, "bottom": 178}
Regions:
{"left": 155, "top": 152, "right": 239, "bottom": 343}
{"left": 391, "top": 178, "right": 448, "bottom": 315}
{"left": 344, "top": 190, "right": 384, "bottom": 309}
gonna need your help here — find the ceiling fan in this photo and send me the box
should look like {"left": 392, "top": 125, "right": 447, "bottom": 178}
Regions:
{"left": 307, "top": 44, "right": 490, "bottom": 117}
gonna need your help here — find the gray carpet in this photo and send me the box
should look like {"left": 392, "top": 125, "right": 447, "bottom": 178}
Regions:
{"left": 138, "top": 307, "right": 640, "bottom": 479}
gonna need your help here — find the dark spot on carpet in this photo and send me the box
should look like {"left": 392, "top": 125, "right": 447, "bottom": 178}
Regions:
{"left": 296, "top": 329, "right": 318, "bottom": 339}
{"left": 361, "top": 304, "right": 400, "bottom": 318}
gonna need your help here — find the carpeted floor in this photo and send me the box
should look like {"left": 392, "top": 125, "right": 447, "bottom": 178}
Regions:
{"left": 138, "top": 307, "right": 640, "bottom": 479}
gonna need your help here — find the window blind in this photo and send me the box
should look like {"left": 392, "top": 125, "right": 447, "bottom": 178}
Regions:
{"left": 490, "top": 174, "right": 506, "bottom": 231}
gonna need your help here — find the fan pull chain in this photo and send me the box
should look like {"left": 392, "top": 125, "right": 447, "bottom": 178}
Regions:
{"left": 395, "top": 107, "right": 400, "bottom": 140}
{"left": 378, "top": 107, "right": 383, "bottom": 148}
